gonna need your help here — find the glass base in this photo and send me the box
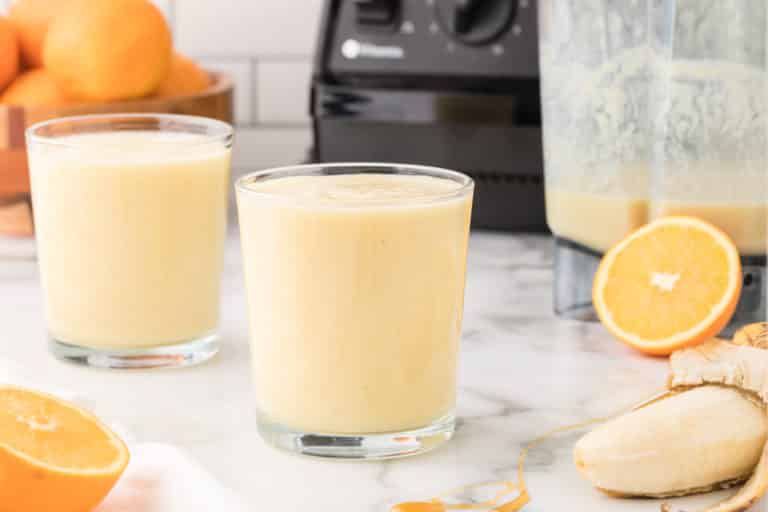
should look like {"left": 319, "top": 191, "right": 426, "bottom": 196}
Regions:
{"left": 256, "top": 413, "right": 455, "bottom": 460}
{"left": 49, "top": 333, "right": 219, "bottom": 369}
{"left": 553, "top": 237, "right": 766, "bottom": 335}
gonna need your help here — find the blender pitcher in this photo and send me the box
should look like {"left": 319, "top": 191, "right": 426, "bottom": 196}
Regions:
{"left": 539, "top": 0, "right": 767, "bottom": 330}
{"left": 649, "top": 0, "right": 766, "bottom": 333}
{"left": 539, "top": 0, "right": 652, "bottom": 320}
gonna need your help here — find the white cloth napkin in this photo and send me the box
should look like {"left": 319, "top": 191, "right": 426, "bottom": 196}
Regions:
{"left": 0, "top": 359, "right": 248, "bottom": 512}
{"left": 96, "top": 443, "right": 248, "bottom": 512}
{"left": 0, "top": 236, "right": 36, "bottom": 261}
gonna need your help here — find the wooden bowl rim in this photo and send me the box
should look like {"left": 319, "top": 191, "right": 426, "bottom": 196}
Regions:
{"left": 0, "top": 70, "right": 234, "bottom": 116}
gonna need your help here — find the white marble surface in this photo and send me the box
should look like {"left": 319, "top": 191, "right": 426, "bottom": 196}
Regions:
{"left": 0, "top": 231, "right": 760, "bottom": 511}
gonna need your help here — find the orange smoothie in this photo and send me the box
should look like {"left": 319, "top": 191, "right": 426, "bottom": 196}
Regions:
{"left": 546, "top": 166, "right": 765, "bottom": 255}
{"left": 237, "top": 173, "right": 473, "bottom": 434}
{"left": 29, "top": 131, "right": 231, "bottom": 348}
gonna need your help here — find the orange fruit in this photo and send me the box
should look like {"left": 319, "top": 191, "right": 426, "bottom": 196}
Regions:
{"left": 0, "top": 385, "right": 129, "bottom": 512}
{"left": 0, "top": 200, "right": 33, "bottom": 237}
{"left": 43, "top": 0, "right": 172, "bottom": 101}
{"left": 155, "top": 52, "right": 211, "bottom": 97}
{"left": 7, "top": 0, "right": 74, "bottom": 68}
{"left": 593, "top": 216, "right": 742, "bottom": 356}
{"left": 0, "top": 16, "right": 19, "bottom": 91}
{"left": 0, "top": 69, "right": 70, "bottom": 107}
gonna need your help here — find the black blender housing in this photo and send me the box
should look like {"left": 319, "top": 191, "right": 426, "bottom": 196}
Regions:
{"left": 309, "top": 0, "right": 546, "bottom": 231}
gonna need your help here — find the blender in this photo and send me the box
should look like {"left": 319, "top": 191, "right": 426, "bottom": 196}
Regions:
{"left": 539, "top": 0, "right": 766, "bottom": 331}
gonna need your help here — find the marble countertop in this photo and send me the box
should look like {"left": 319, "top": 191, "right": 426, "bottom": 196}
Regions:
{"left": 0, "top": 232, "right": 755, "bottom": 511}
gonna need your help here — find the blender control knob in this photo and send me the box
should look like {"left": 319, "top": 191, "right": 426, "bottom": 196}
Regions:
{"left": 355, "top": 0, "right": 400, "bottom": 26}
{"left": 435, "top": 0, "right": 516, "bottom": 45}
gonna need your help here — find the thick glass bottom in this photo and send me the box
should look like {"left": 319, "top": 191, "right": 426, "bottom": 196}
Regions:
{"left": 256, "top": 413, "right": 455, "bottom": 460}
{"left": 553, "top": 236, "right": 766, "bottom": 336}
{"left": 49, "top": 332, "right": 219, "bottom": 369}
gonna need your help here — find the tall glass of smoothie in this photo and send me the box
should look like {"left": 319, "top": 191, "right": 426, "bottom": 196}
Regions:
{"left": 27, "top": 114, "right": 233, "bottom": 369}
{"left": 236, "top": 163, "right": 473, "bottom": 459}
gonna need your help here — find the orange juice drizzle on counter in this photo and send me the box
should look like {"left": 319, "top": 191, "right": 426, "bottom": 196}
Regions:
{"left": 391, "top": 418, "right": 613, "bottom": 512}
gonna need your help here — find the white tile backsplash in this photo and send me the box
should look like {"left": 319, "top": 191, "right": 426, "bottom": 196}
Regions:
{"left": 256, "top": 59, "right": 312, "bottom": 125}
{"left": 233, "top": 127, "right": 312, "bottom": 170}
{"left": 196, "top": 58, "right": 253, "bottom": 125}
{"left": 175, "top": 0, "right": 323, "bottom": 57}
{"left": 175, "top": 0, "right": 319, "bottom": 165}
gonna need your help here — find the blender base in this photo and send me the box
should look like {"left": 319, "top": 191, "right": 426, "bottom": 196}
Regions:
{"left": 553, "top": 237, "right": 600, "bottom": 321}
{"left": 552, "top": 237, "right": 766, "bottom": 335}
{"left": 722, "top": 255, "right": 766, "bottom": 337}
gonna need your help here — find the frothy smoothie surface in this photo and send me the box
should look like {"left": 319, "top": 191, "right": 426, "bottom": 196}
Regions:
{"left": 38, "top": 131, "right": 229, "bottom": 161}
{"left": 241, "top": 173, "right": 465, "bottom": 206}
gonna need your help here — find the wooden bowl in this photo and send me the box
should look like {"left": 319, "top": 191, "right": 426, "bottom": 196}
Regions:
{"left": 0, "top": 72, "right": 233, "bottom": 237}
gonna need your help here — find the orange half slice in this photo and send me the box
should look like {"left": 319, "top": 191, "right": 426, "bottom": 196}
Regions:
{"left": 593, "top": 216, "right": 742, "bottom": 356}
{"left": 0, "top": 385, "right": 129, "bottom": 512}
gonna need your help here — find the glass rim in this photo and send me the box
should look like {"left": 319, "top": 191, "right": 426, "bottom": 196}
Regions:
{"left": 235, "top": 162, "right": 474, "bottom": 206}
{"left": 26, "top": 113, "right": 234, "bottom": 149}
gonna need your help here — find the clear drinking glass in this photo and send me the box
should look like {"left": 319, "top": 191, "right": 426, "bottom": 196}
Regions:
{"left": 539, "top": 0, "right": 766, "bottom": 331}
{"left": 236, "top": 163, "right": 473, "bottom": 459}
{"left": 27, "top": 114, "right": 233, "bottom": 369}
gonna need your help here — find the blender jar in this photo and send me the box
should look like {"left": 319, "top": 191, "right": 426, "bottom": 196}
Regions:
{"left": 539, "top": 0, "right": 652, "bottom": 319}
{"left": 539, "top": 0, "right": 766, "bottom": 330}
{"left": 649, "top": 0, "right": 766, "bottom": 333}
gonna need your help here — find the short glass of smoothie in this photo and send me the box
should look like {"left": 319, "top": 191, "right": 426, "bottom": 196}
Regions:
{"left": 27, "top": 114, "right": 233, "bottom": 369}
{"left": 236, "top": 163, "right": 473, "bottom": 459}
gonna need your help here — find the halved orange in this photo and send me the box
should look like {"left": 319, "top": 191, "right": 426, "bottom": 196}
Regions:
{"left": 593, "top": 216, "right": 742, "bottom": 356}
{"left": 0, "top": 385, "right": 129, "bottom": 512}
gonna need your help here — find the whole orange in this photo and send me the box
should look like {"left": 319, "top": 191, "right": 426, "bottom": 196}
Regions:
{"left": 43, "top": 0, "right": 172, "bottom": 101}
{"left": 7, "top": 0, "right": 74, "bottom": 68}
{"left": 155, "top": 52, "right": 211, "bottom": 97}
{"left": 0, "top": 69, "right": 70, "bottom": 107}
{"left": 0, "top": 16, "right": 19, "bottom": 91}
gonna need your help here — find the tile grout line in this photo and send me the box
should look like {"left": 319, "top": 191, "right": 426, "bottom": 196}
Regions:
{"left": 236, "top": 122, "right": 311, "bottom": 130}
{"left": 189, "top": 53, "right": 312, "bottom": 62}
{"left": 250, "top": 57, "right": 259, "bottom": 126}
